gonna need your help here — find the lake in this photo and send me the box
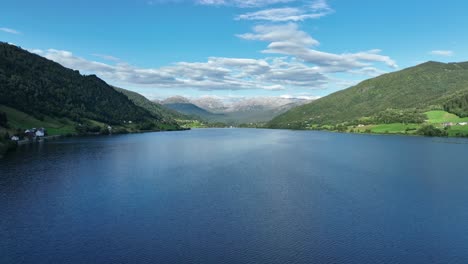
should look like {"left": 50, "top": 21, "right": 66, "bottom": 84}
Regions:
{"left": 1, "top": 128, "right": 468, "bottom": 264}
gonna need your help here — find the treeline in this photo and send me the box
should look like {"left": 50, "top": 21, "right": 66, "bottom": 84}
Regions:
{"left": 0, "top": 111, "right": 7, "bottom": 127}
{"left": 0, "top": 43, "right": 175, "bottom": 127}
{"left": 370, "top": 109, "right": 426, "bottom": 124}
{"left": 115, "top": 87, "right": 188, "bottom": 121}
{"left": 416, "top": 125, "right": 448, "bottom": 137}
{"left": 444, "top": 93, "right": 468, "bottom": 117}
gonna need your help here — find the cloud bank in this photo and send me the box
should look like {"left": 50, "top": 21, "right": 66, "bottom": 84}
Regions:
{"left": 238, "top": 23, "right": 397, "bottom": 72}
{"left": 32, "top": 49, "right": 330, "bottom": 91}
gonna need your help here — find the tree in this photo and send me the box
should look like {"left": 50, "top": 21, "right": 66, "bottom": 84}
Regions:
{"left": 0, "top": 111, "right": 7, "bottom": 127}
{"left": 416, "top": 125, "right": 448, "bottom": 137}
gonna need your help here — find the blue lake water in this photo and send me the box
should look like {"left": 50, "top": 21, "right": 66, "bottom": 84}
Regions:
{"left": 1, "top": 128, "right": 468, "bottom": 264}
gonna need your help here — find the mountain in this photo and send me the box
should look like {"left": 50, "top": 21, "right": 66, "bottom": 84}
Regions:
{"left": 219, "top": 97, "right": 313, "bottom": 124}
{"left": 0, "top": 42, "right": 180, "bottom": 134}
{"left": 269, "top": 61, "right": 468, "bottom": 128}
{"left": 115, "top": 88, "right": 191, "bottom": 121}
{"left": 161, "top": 96, "right": 192, "bottom": 105}
{"left": 163, "top": 95, "right": 313, "bottom": 124}
{"left": 161, "top": 96, "right": 226, "bottom": 121}
{"left": 191, "top": 96, "right": 228, "bottom": 113}
{"left": 227, "top": 97, "right": 311, "bottom": 112}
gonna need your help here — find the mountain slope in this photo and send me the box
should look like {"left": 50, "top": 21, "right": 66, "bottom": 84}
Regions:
{"left": 269, "top": 61, "right": 468, "bottom": 128}
{"left": 161, "top": 96, "right": 225, "bottom": 121}
{"left": 162, "top": 95, "right": 312, "bottom": 124}
{"left": 0, "top": 42, "right": 179, "bottom": 132}
{"left": 443, "top": 90, "right": 468, "bottom": 117}
{"left": 115, "top": 88, "right": 190, "bottom": 121}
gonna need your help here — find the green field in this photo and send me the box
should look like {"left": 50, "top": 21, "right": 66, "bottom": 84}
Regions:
{"left": 446, "top": 125, "right": 468, "bottom": 137}
{"left": 425, "top": 110, "right": 468, "bottom": 124}
{"left": 315, "top": 110, "right": 468, "bottom": 137}
{"left": 176, "top": 120, "right": 207, "bottom": 128}
{"left": 368, "top": 123, "right": 420, "bottom": 134}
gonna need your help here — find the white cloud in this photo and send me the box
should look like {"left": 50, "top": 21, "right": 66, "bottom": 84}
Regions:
{"left": 238, "top": 23, "right": 319, "bottom": 47}
{"left": 30, "top": 48, "right": 330, "bottom": 91}
{"left": 238, "top": 23, "right": 398, "bottom": 71}
{"left": 0, "top": 27, "right": 21, "bottom": 35}
{"left": 197, "top": 0, "right": 294, "bottom": 8}
{"left": 310, "top": 0, "right": 329, "bottom": 11}
{"left": 236, "top": 7, "right": 326, "bottom": 21}
{"left": 430, "top": 50, "right": 454, "bottom": 57}
{"left": 236, "top": 0, "right": 333, "bottom": 21}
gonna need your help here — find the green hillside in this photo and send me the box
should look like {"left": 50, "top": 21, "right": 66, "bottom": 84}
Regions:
{"left": 115, "top": 87, "right": 190, "bottom": 121}
{"left": 0, "top": 42, "right": 180, "bottom": 135}
{"left": 269, "top": 61, "right": 468, "bottom": 128}
{"left": 115, "top": 88, "right": 227, "bottom": 128}
{"left": 0, "top": 105, "right": 76, "bottom": 135}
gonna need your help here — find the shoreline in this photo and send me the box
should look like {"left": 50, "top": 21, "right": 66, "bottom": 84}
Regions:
{"left": 3, "top": 126, "right": 466, "bottom": 159}
{"left": 0, "top": 127, "right": 190, "bottom": 158}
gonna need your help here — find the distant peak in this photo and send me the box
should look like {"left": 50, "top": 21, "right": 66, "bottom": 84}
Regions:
{"left": 162, "top": 96, "right": 191, "bottom": 104}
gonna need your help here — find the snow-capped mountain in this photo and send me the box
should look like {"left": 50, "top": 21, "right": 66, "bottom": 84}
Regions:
{"left": 158, "top": 95, "right": 315, "bottom": 124}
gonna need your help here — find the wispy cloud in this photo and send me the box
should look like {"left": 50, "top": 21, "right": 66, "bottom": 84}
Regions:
{"left": 429, "top": 50, "right": 454, "bottom": 57}
{"left": 197, "top": 0, "right": 294, "bottom": 8}
{"left": 238, "top": 23, "right": 319, "bottom": 47}
{"left": 238, "top": 23, "right": 398, "bottom": 71}
{"left": 236, "top": 0, "right": 333, "bottom": 22}
{"left": 0, "top": 27, "right": 21, "bottom": 35}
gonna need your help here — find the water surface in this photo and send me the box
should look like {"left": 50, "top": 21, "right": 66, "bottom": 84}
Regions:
{"left": 2, "top": 129, "right": 468, "bottom": 264}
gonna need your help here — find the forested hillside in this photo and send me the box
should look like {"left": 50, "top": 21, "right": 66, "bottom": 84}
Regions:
{"left": 0, "top": 42, "right": 179, "bottom": 132}
{"left": 269, "top": 61, "right": 468, "bottom": 128}
{"left": 444, "top": 91, "right": 468, "bottom": 117}
{"left": 115, "top": 87, "right": 191, "bottom": 121}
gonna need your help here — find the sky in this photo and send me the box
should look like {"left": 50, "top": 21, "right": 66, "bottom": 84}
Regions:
{"left": 1, "top": 0, "right": 467, "bottom": 100}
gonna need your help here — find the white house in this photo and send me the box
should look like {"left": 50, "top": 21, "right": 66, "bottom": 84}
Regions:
{"left": 11, "top": 136, "right": 19, "bottom": 141}
{"left": 35, "top": 130, "right": 44, "bottom": 137}
{"left": 443, "top": 122, "right": 454, "bottom": 127}
{"left": 35, "top": 128, "right": 45, "bottom": 137}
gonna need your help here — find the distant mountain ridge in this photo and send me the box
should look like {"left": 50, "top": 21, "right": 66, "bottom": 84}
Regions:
{"left": 161, "top": 96, "right": 192, "bottom": 105}
{"left": 160, "top": 95, "right": 313, "bottom": 124}
{"left": 161, "top": 97, "right": 224, "bottom": 121}
{"left": 114, "top": 88, "right": 191, "bottom": 121}
{"left": 269, "top": 61, "right": 468, "bottom": 128}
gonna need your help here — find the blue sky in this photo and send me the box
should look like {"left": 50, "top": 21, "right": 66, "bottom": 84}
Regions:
{"left": 1, "top": 0, "right": 467, "bottom": 100}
